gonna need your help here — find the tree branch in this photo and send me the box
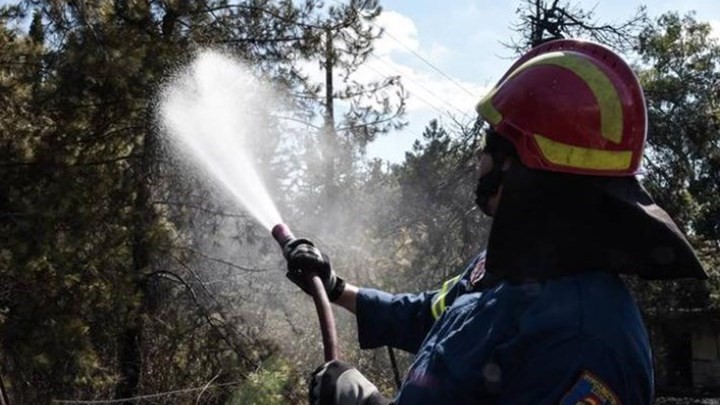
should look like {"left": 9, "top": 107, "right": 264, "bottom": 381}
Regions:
{"left": 179, "top": 247, "right": 273, "bottom": 273}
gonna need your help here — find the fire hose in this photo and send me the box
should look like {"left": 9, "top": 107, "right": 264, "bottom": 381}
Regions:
{"left": 272, "top": 224, "right": 339, "bottom": 362}
{"left": 272, "top": 223, "right": 402, "bottom": 389}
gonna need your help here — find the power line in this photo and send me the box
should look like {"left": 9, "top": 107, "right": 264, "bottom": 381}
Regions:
{"left": 343, "top": 50, "right": 474, "bottom": 161}
{"left": 361, "top": 62, "right": 448, "bottom": 120}
{"left": 327, "top": 0, "right": 477, "bottom": 98}
{"left": 376, "top": 26, "right": 477, "bottom": 98}
{"left": 366, "top": 53, "right": 474, "bottom": 121}
{"left": 330, "top": 21, "right": 470, "bottom": 122}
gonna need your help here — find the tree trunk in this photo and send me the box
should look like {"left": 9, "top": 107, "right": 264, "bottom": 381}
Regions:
{"left": 115, "top": 129, "right": 156, "bottom": 402}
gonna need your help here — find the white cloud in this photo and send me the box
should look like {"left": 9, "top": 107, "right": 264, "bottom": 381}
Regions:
{"left": 427, "top": 42, "right": 454, "bottom": 64}
{"left": 373, "top": 11, "right": 419, "bottom": 56}
{"left": 710, "top": 20, "right": 720, "bottom": 41}
{"left": 356, "top": 10, "right": 488, "bottom": 119}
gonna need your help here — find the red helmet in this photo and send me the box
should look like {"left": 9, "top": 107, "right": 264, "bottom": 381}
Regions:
{"left": 476, "top": 39, "right": 646, "bottom": 176}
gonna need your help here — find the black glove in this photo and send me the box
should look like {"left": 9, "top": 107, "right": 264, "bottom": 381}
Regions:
{"left": 284, "top": 238, "right": 346, "bottom": 302}
{"left": 310, "top": 360, "right": 392, "bottom": 405}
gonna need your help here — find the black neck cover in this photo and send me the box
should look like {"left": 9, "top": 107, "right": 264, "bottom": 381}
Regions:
{"left": 484, "top": 162, "right": 708, "bottom": 281}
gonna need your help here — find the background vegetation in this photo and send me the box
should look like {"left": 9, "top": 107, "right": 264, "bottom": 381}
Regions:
{"left": 0, "top": 0, "right": 717, "bottom": 403}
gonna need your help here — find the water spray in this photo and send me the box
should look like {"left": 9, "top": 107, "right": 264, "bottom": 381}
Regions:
{"left": 159, "top": 50, "right": 339, "bottom": 363}
{"left": 271, "top": 223, "right": 338, "bottom": 361}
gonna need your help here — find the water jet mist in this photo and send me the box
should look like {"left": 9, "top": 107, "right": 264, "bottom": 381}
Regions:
{"left": 158, "top": 49, "right": 339, "bottom": 361}
{"left": 158, "top": 50, "right": 282, "bottom": 231}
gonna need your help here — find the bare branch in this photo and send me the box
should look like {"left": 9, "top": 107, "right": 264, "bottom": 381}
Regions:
{"left": 178, "top": 247, "right": 273, "bottom": 273}
{"left": 504, "top": 0, "right": 648, "bottom": 54}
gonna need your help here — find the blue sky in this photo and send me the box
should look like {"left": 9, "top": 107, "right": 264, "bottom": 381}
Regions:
{"left": 362, "top": 0, "right": 720, "bottom": 162}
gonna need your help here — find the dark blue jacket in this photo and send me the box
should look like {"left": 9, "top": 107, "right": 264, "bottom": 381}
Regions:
{"left": 356, "top": 252, "right": 653, "bottom": 404}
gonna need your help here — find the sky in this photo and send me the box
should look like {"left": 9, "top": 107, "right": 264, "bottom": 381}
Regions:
{"left": 357, "top": 0, "right": 720, "bottom": 163}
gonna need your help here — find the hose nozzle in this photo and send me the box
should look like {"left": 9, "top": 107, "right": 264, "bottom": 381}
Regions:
{"left": 271, "top": 223, "right": 295, "bottom": 251}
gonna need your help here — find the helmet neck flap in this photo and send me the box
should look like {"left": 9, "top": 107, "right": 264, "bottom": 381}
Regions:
{"left": 484, "top": 164, "right": 707, "bottom": 281}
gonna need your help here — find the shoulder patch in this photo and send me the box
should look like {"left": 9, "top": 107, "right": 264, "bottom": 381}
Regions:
{"left": 559, "top": 371, "right": 621, "bottom": 405}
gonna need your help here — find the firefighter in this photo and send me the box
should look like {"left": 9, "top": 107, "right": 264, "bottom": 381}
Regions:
{"left": 285, "top": 39, "right": 708, "bottom": 404}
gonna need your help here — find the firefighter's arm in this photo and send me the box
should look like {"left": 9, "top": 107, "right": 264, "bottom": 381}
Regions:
{"left": 333, "top": 282, "right": 436, "bottom": 353}
{"left": 334, "top": 283, "right": 359, "bottom": 314}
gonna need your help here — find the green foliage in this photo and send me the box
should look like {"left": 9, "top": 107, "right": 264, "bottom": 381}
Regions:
{"left": 637, "top": 12, "right": 720, "bottom": 243}
{"left": 633, "top": 11, "right": 720, "bottom": 312}
{"left": 230, "top": 358, "right": 304, "bottom": 404}
{"left": 0, "top": 0, "right": 408, "bottom": 401}
{"left": 383, "top": 119, "right": 490, "bottom": 291}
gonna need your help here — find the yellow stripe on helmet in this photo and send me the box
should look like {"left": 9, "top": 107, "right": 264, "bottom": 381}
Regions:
{"left": 476, "top": 89, "right": 502, "bottom": 126}
{"left": 533, "top": 134, "right": 633, "bottom": 171}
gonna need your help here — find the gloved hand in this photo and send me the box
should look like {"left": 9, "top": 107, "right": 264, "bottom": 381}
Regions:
{"left": 284, "top": 238, "right": 346, "bottom": 302}
{"left": 310, "top": 360, "right": 392, "bottom": 405}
